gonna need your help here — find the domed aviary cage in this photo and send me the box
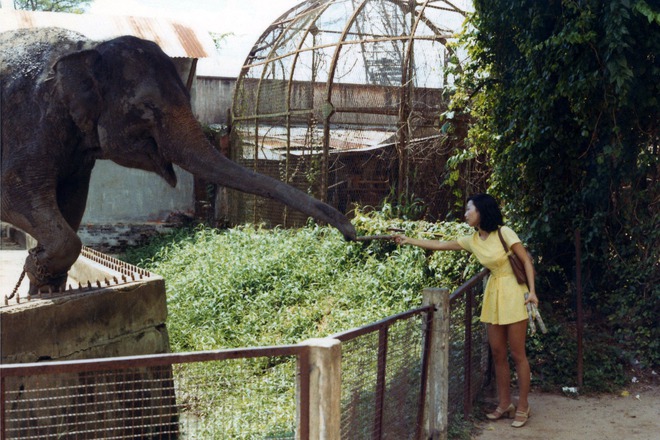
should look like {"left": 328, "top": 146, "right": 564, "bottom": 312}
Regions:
{"left": 231, "top": 0, "right": 473, "bottom": 227}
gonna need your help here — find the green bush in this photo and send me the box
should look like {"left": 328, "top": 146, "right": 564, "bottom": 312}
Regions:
{"left": 123, "top": 211, "right": 480, "bottom": 353}
{"left": 527, "top": 321, "right": 627, "bottom": 393}
{"left": 123, "top": 215, "right": 641, "bottom": 391}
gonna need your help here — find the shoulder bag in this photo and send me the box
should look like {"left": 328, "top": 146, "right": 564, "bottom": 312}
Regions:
{"left": 497, "top": 227, "right": 535, "bottom": 286}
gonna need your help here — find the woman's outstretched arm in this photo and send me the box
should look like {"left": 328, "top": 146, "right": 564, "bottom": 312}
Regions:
{"left": 394, "top": 235, "right": 463, "bottom": 251}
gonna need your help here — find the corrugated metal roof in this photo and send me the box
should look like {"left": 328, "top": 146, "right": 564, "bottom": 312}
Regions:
{"left": 0, "top": 9, "right": 218, "bottom": 58}
{"left": 238, "top": 126, "right": 397, "bottom": 159}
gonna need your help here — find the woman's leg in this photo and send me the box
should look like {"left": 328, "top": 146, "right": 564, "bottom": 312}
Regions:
{"left": 507, "top": 319, "right": 531, "bottom": 412}
{"left": 487, "top": 324, "right": 511, "bottom": 408}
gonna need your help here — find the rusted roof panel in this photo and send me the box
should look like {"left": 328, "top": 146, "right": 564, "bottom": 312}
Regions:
{"left": 239, "top": 126, "right": 398, "bottom": 158}
{"left": 0, "top": 9, "right": 217, "bottom": 58}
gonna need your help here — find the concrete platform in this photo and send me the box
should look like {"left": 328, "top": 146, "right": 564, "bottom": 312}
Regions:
{"left": 1, "top": 244, "right": 170, "bottom": 362}
{"left": 1, "top": 249, "right": 84, "bottom": 301}
{"left": 1, "top": 226, "right": 177, "bottom": 437}
{"left": 2, "top": 224, "right": 171, "bottom": 362}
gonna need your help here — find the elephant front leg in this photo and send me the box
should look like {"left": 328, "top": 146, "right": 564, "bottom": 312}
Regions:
{"left": 6, "top": 198, "right": 83, "bottom": 296}
{"left": 22, "top": 228, "right": 82, "bottom": 295}
{"left": 22, "top": 170, "right": 92, "bottom": 294}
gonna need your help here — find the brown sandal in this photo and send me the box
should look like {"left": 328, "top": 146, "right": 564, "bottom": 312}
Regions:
{"left": 486, "top": 403, "right": 516, "bottom": 420}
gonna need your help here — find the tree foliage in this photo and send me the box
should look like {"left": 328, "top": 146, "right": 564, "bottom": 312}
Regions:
{"left": 449, "top": 0, "right": 659, "bottom": 367}
{"left": 11, "top": 0, "right": 90, "bottom": 13}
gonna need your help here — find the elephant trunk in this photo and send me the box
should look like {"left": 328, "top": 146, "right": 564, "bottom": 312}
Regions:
{"left": 161, "top": 118, "right": 356, "bottom": 240}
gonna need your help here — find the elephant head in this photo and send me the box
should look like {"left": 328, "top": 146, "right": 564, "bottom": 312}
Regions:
{"left": 1, "top": 29, "right": 355, "bottom": 294}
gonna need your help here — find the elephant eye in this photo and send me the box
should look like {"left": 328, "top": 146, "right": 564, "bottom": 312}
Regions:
{"left": 140, "top": 102, "right": 160, "bottom": 123}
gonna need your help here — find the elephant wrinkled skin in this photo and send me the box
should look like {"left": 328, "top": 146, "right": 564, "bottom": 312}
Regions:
{"left": 1, "top": 27, "right": 356, "bottom": 294}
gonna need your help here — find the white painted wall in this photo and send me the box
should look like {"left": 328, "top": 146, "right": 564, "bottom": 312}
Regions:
{"left": 80, "top": 63, "right": 224, "bottom": 227}
{"left": 81, "top": 161, "right": 194, "bottom": 223}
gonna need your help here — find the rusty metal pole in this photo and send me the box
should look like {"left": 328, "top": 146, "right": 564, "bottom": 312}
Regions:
{"left": 416, "top": 304, "right": 435, "bottom": 440}
{"left": 575, "top": 229, "right": 584, "bottom": 388}
{"left": 1, "top": 374, "right": 5, "bottom": 439}
{"left": 463, "top": 286, "right": 474, "bottom": 418}
{"left": 297, "top": 347, "right": 311, "bottom": 440}
{"left": 372, "top": 327, "right": 389, "bottom": 440}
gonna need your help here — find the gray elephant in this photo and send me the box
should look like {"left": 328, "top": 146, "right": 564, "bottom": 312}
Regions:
{"left": 1, "top": 27, "right": 356, "bottom": 294}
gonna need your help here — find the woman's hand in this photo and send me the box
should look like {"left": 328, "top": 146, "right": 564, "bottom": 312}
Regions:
{"left": 393, "top": 235, "right": 410, "bottom": 245}
{"left": 525, "top": 291, "right": 539, "bottom": 307}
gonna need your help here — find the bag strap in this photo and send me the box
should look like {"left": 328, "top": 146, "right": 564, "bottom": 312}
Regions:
{"left": 497, "top": 227, "right": 511, "bottom": 254}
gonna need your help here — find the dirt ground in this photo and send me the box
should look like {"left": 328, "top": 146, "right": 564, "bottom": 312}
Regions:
{"left": 471, "top": 381, "right": 660, "bottom": 440}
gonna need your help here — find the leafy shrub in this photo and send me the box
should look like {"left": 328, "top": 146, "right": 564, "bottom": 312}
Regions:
{"left": 527, "top": 320, "right": 627, "bottom": 393}
{"left": 124, "top": 212, "right": 481, "bottom": 353}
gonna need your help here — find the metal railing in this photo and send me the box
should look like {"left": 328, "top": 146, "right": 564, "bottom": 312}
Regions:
{"left": 448, "top": 269, "right": 490, "bottom": 420}
{"left": 330, "top": 306, "right": 434, "bottom": 440}
{"left": 1, "top": 272, "right": 490, "bottom": 439}
{"left": 1, "top": 346, "right": 308, "bottom": 439}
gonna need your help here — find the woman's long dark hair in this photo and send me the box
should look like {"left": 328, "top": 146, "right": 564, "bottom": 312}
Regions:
{"left": 467, "top": 193, "right": 504, "bottom": 232}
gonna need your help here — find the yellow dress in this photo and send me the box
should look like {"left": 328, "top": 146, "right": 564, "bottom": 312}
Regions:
{"left": 457, "top": 226, "right": 528, "bottom": 325}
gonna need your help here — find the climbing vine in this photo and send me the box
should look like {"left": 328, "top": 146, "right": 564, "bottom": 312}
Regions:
{"left": 448, "top": 0, "right": 659, "bottom": 367}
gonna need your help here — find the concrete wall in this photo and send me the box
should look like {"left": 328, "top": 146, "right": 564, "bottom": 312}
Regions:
{"left": 0, "top": 248, "right": 176, "bottom": 438}
{"left": 82, "top": 162, "right": 194, "bottom": 224}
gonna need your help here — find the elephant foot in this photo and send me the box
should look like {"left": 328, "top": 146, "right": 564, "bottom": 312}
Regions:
{"left": 24, "top": 245, "right": 69, "bottom": 295}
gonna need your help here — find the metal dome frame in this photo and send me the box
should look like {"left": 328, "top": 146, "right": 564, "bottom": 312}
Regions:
{"left": 231, "top": 0, "right": 471, "bottom": 226}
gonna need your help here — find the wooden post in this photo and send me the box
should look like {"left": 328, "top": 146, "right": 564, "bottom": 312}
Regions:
{"left": 422, "top": 288, "right": 450, "bottom": 440}
{"left": 302, "top": 338, "right": 342, "bottom": 440}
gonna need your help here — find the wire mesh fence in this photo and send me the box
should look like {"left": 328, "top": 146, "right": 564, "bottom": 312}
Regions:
{"left": 331, "top": 307, "right": 432, "bottom": 440}
{"left": 2, "top": 366, "right": 178, "bottom": 440}
{"left": 1, "top": 348, "right": 305, "bottom": 440}
{"left": 448, "top": 269, "right": 490, "bottom": 421}
{"left": 1, "top": 275, "right": 490, "bottom": 439}
{"left": 171, "top": 358, "right": 299, "bottom": 439}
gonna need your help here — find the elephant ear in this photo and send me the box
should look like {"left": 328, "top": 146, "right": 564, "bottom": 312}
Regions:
{"left": 53, "top": 50, "right": 103, "bottom": 133}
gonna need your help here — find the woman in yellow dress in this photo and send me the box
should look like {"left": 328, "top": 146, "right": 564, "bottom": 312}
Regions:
{"left": 394, "top": 193, "right": 538, "bottom": 428}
